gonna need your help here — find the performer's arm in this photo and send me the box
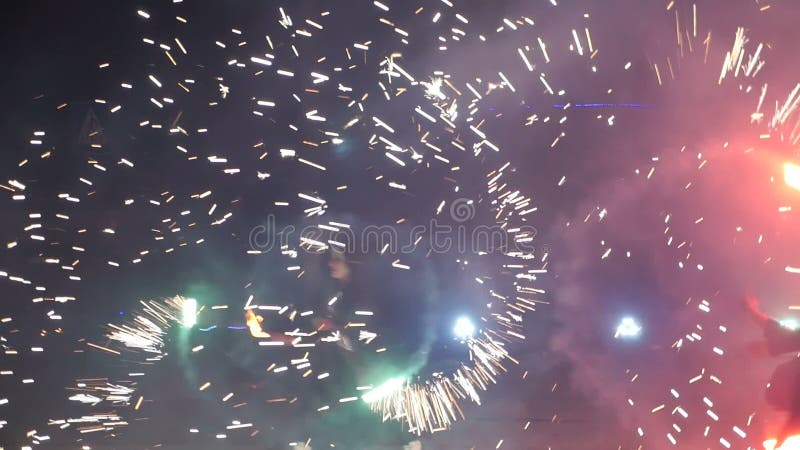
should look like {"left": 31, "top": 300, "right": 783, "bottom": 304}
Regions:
{"left": 748, "top": 295, "right": 800, "bottom": 355}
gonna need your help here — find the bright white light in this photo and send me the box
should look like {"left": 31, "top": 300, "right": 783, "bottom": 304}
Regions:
{"left": 780, "top": 318, "right": 799, "bottom": 331}
{"left": 785, "top": 162, "right": 800, "bottom": 192}
{"left": 764, "top": 435, "right": 800, "bottom": 450}
{"left": 615, "top": 317, "right": 641, "bottom": 338}
{"left": 362, "top": 377, "right": 405, "bottom": 403}
{"left": 182, "top": 298, "right": 197, "bottom": 328}
{"left": 453, "top": 316, "right": 476, "bottom": 339}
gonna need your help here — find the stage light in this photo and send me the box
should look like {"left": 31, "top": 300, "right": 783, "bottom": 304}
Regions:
{"left": 615, "top": 317, "right": 642, "bottom": 339}
{"left": 182, "top": 297, "right": 197, "bottom": 328}
{"left": 453, "top": 316, "right": 476, "bottom": 340}
{"left": 785, "top": 162, "right": 800, "bottom": 192}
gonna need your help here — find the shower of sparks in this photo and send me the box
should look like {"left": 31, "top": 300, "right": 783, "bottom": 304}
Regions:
{"left": 1, "top": 0, "right": 797, "bottom": 448}
{"left": 592, "top": 13, "right": 800, "bottom": 449}
{"left": 364, "top": 337, "right": 515, "bottom": 435}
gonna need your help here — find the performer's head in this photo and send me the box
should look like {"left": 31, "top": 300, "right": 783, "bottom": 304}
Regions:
{"left": 328, "top": 248, "right": 351, "bottom": 283}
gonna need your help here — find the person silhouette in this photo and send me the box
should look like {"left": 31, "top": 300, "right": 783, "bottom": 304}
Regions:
{"left": 746, "top": 295, "right": 800, "bottom": 447}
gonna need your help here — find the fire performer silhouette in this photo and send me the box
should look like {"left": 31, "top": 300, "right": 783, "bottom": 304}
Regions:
{"left": 746, "top": 296, "right": 800, "bottom": 448}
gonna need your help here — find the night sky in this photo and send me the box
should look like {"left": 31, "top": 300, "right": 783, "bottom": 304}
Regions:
{"left": 2, "top": 1, "right": 800, "bottom": 449}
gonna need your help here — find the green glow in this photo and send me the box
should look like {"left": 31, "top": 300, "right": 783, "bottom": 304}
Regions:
{"left": 362, "top": 376, "right": 406, "bottom": 403}
{"left": 182, "top": 297, "right": 198, "bottom": 328}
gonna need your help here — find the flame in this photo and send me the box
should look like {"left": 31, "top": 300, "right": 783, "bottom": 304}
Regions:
{"left": 245, "top": 309, "right": 271, "bottom": 338}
